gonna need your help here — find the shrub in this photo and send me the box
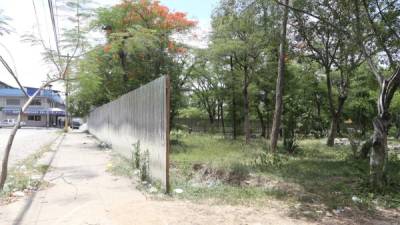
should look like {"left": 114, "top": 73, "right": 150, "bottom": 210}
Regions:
{"left": 140, "top": 150, "right": 150, "bottom": 181}
{"left": 132, "top": 141, "right": 141, "bottom": 169}
{"left": 253, "top": 152, "right": 288, "bottom": 169}
{"left": 227, "top": 163, "right": 250, "bottom": 186}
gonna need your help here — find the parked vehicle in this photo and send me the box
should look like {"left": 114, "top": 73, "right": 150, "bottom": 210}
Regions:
{"left": 0, "top": 119, "right": 26, "bottom": 128}
{"left": 70, "top": 118, "right": 82, "bottom": 129}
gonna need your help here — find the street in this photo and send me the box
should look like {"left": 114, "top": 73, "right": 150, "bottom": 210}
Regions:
{"left": 0, "top": 128, "right": 60, "bottom": 167}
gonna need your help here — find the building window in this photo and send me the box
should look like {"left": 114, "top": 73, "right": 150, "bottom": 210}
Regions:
{"left": 30, "top": 99, "right": 41, "bottom": 106}
{"left": 28, "top": 115, "right": 41, "bottom": 121}
{"left": 6, "top": 99, "right": 20, "bottom": 106}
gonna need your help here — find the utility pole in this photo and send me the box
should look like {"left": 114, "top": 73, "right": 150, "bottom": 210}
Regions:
{"left": 64, "top": 66, "right": 69, "bottom": 132}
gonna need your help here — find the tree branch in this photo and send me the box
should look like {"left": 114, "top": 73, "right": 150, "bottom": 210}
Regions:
{"left": 0, "top": 56, "right": 29, "bottom": 97}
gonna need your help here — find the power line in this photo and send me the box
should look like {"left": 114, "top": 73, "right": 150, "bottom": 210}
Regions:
{"left": 32, "top": 0, "right": 63, "bottom": 73}
{"left": 47, "top": 0, "right": 62, "bottom": 61}
{"left": 40, "top": 0, "right": 54, "bottom": 50}
{"left": 54, "top": 0, "right": 61, "bottom": 41}
{"left": 32, "top": 0, "right": 46, "bottom": 46}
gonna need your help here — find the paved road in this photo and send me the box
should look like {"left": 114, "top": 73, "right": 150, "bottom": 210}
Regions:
{"left": 0, "top": 128, "right": 60, "bottom": 167}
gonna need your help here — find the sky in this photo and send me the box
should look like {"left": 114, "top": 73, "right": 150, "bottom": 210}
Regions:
{"left": 0, "top": 0, "right": 217, "bottom": 90}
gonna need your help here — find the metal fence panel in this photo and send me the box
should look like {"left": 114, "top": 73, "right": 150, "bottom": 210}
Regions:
{"left": 88, "top": 76, "right": 170, "bottom": 191}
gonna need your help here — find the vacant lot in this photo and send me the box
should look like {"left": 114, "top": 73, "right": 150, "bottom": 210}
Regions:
{"left": 0, "top": 128, "right": 60, "bottom": 168}
{"left": 170, "top": 133, "right": 400, "bottom": 224}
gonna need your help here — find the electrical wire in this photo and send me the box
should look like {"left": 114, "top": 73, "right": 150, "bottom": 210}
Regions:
{"left": 47, "top": 0, "right": 62, "bottom": 61}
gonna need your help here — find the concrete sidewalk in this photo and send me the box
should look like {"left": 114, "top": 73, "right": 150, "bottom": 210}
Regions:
{"left": 0, "top": 132, "right": 311, "bottom": 225}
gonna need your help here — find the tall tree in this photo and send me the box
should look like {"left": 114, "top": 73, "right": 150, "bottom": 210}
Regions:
{"left": 211, "top": 0, "right": 265, "bottom": 143}
{"left": 353, "top": 0, "right": 400, "bottom": 190}
{"left": 291, "top": 0, "right": 353, "bottom": 146}
{"left": 270, "top": 0, "right": 289, "bottom": 152}
{"left": 72, "top": 0, "right": 196, "bottom": 121}
{"left": 277, "top": 0, "right": 400, "bottom": 190}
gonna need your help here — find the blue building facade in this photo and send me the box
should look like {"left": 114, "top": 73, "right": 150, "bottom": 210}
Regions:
{"left": 0, "top": 84, "right": 65, "bottom": 127}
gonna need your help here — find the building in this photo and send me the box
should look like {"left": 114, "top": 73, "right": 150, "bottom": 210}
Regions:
{"left": 0, "top": 82, "right": 65, "bottom": 127}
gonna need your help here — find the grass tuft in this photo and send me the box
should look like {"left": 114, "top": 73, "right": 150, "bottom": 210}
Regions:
{"left": 0, "top": 144, "right": 53, "bottom": 201}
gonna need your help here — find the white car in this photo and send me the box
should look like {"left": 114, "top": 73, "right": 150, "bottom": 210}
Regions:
{"left": 0, "top": 119, "right": 26, "bottom": 128}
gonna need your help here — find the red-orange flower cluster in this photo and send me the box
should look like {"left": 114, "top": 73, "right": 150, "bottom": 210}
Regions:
{"left": 167, "top": 41, "right": 188, "bottom": 55}
{"left": 116, "top": 0, "right": 196, "bottom": 32}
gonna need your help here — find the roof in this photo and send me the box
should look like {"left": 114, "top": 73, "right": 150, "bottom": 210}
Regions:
{"left": 0, "top": 88, "right": 64, "bottom": 105}
{"left": 0, "top": 88, "right": 25, "bottom": 97}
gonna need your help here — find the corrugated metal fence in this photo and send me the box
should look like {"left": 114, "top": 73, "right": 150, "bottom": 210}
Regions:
{"left": 88, "top": 76, "right": 170, "bottom": 191}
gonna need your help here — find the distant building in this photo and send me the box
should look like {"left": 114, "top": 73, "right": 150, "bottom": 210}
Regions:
{"left": 0, "top": 84, "right": 65, "bottom": 127}
{"left": 0, "top": 81, "right": 13, "bottom": 89}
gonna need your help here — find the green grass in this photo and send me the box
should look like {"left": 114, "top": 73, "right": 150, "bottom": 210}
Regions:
{"left": 106, "top": 152, "right": 137, "bottom": 178}
{"left": 0, "top": 144, "right": 53, "bottom": 200}
{"left": 172, "top": 133, "right": 263, "bottom": 168}
{"left": 170, "top": 133, "right": 400, "bottom": 213}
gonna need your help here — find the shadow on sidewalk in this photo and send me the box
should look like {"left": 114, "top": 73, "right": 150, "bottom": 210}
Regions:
{"left": 12, "top": 134, "right": 65, "bottom": 225}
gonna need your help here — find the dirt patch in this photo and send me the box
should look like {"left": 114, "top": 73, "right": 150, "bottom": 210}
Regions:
{"left": 319, "top": 207, "right": 400, "bottom": 225}
{"left": 190, "top": 163, "right": 303, "bottom": 192}
{"left": 186, "top": 164, "right": 400, "bottom": 224}
{"left": 191, "top": 163, "right": 250, "bottom": 186}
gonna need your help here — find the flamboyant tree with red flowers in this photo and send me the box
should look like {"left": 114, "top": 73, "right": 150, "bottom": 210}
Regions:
{"left": 71, "top": 0, "right": 196, "bottom": 119}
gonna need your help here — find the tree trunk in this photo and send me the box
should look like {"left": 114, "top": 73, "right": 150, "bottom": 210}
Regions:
{"left": 230, "top": 56, "right": 238, "bottom": 140}
{"left": 256, "top": 105, "right": 266, "bottom": 138}
{"left": 232, "top": 97, "right": 238, "bottom": 139}
{"left": 370, "top": 117, "right": 389, "bottom": 190}
{"left": 270, "top": 0, "right": 289, "bottom": 152}
{"left": 325, "top": 67, "right": 336, "bottom": 146}
{"left": 208, "top": 112, "right": 214, "bottom": 125}
{"left": 327, "top": 96, "right": 347, "bottom": 146}
{"left": 0, "top": 113, "right": 22, "bottom": 189}
{"left": 266, "top": 112, "right": 270, "bottom": 138}
{"left": 118, "top": 45, "right": 129, "bottom": 92}
{"left": 0, "top": 80, "right": 57, "bottom": 190}
{"left": 243, "top": 66, "right": 251, "bottom": 144}
{"left": 368, "top": 67, "right": 400, "bottom": 190}
{"left": 204, "top": 100, "right": 215, "bottom": 125}
{"left": 220, "top": 101, "right": 226, "bottom": 135}
{"left": 314, "top": 93, "right": 322, "bottom": 137}
{"left": 327, "top": 116, "right": 339, "bottom": 146}
{"left": 359, "top": 137, "right": 373, "bottom": 159}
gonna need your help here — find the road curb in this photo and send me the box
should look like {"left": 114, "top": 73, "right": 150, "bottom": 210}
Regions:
{"left": 34, "top": 133, "right": 65, "bottom": 179}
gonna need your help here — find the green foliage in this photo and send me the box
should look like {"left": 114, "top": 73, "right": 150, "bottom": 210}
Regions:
{"left": 178, "top": 107, "right": 207, "bottom": 120}
{"left": 108, "top": 141, "right": 150, "bottom": 182}
{"left": 132, "top": 141, "right": 141, "bottom": 169}
{"left": 253, "top": 151, "right": 288, "bottom": 169}
{"left": 229, "top": 162, "right": 250, "bottom": 182}
{"left": 107, "top": 153, "right": 136, "bottom": 178}
{"left": 128, "top": 141, "right": 149, "bottom": 181}
{"left": 0, "top": 144, "right": 52, "bottom": 199}
{"left": 61, "top": 0, "right": 400, "bottom": 199}
{"left": 171, "top": 134, "right": 400, "bottom": 210}
{"left": 71, "top": 0, "right": 196, "bottom": 122}
{"left": 140, "top": 150, "right": 150, "bottom": 181}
